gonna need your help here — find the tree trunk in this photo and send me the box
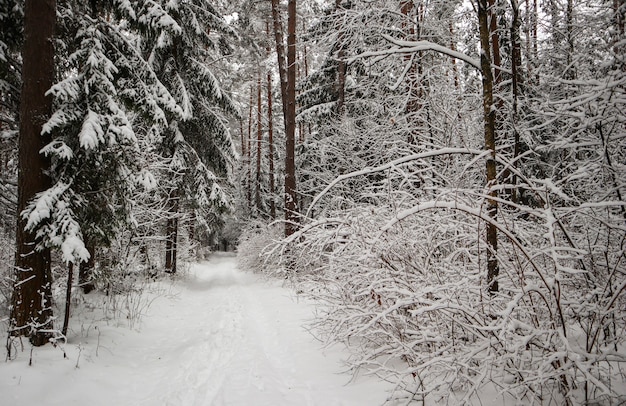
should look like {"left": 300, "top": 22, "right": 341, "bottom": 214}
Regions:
{"left": 401, "top": 1, "right": 429, "bottom": 147}
{"left": 271, "top": 0, "right": 288, "bottom": 102}
{"left": 267, "top": 70, "right": 276, "bottom": 220}
{"left": 62, "top": 262, "right": 74, "bottom": 337}
{"left": 240, "top": 119, "right": 246, "bottom": 163}
{"left": 613, "top": 0, "right": 625, "bottom": 63}
{"left": 477, "top": 0, "right": 499, "bottom": 294}
{"left": 164, "top": 190, "right": 179, "bottom": 274}
{"left": 10, "top": 0, "right": 56, "bottom": 347}
{"left": 335, "top": 0, "right": 347, "bottom": 115}
{"left": 78, "top": 241, "right": 96, "bottom": 293}
{"left": 488, "top": 0, "right": 502, "bottom": 86}
{"left": 616, "top": 0, "right": 625, "bottom": 42}
{"left": 401, "top": 0, "right": 418, "bottom": 144}
{"left": 301, "top": 19, "right": 309, "bottom": 143}
{"left": 565, "top": 0, "right": 575, "bottom": 78}
{"left": 449, "top": 21, "right": 460, "bottom": 90}
{"left": 510, "top": 0, "right": 523, "bottom": 203}
{"left": 532, "top": 0, "right": 538, "bottom": 83}
{"left": 246, "top": 87, "right": 254, "bottom": 211}
{"left": 284, "top": 0, "right": 299, "bottom": 237}
{"left": 272, "top": 0, "right": 299, "bottom": 236}
{"left": 256, "top": 70, "right": 263, "bottom": 214}
{"left": 525, "top": 0, "right": 539, "bottom": 84}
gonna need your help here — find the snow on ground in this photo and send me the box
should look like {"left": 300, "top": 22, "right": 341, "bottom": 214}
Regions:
{"left": 1, "top": 253, "right": 394, "bottom": 406}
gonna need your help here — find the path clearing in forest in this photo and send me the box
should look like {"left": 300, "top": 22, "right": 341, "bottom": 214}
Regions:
{"left": 1, "top": 254, "right": 393, "bottom": 406}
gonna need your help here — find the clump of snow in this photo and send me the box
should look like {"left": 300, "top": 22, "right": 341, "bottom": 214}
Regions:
{"left": 79, "top": 110, "right": 105, "bottom": 150}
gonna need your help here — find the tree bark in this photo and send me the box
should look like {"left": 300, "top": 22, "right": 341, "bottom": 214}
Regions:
{"left": 301, "top": 19, "right": 309, "bottom": 143}
{"left": 525, "top": 0, "right": 539, "bottom": 84}
{"left": 10, "top": 0, "right": 56, "bottom": 346}
{"left": 164, "top": 189, "right": 179, "bottom": 274}
{"left": 78, "top": 240, "right": 96, "bottom": 293}
{"left": 401, "top": 0, "right": 427, "bottom": 146}
{"left": 284, "top": 0, "right": 298, "bottom": 237}
{"left": 613, "top": 0, "right": 625, "bottom": 57}
{"left": 449, "top": 21, "right": 460, "bottom": 90}
{"left": 246, "top": 87, "right": 254, "bottom": 211}
{"left": 478, "top": 0, "right": 499, "bottom": 294}
{"left": 271, "top": 0, "right": 288, "bottom": 102}
{"left": 510, "top": 0, "right": 523, "bottom": 203}
{"left": 488, "top": 0, "right": 502, "bottom": 86}
{"left": 565, "top": 0, "right": 575, "bottom": 78}
{"left": 272, "top": 0, "right": 299, "bottom": 236}
{"left": 335, "top": 0, "right": 347, "bottom": 115}
{"left": 240, "top": 120, "right": 246, "bottom": 162}
{"left": 256, "top": 70, "right": 263, "bottom": 214}
{"left": 62, "top": 262, "right": 74, "bottom": 337}
{"left": 265, "top": 21, "right": 277, "bottom": 220}
{"left": 267, "top": 70, "right": 276, "bottom": 220}
{"left": 616, "top": 0, "right": 625, "bottom": 39}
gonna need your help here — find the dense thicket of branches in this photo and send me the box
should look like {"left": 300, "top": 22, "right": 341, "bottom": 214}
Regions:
{"left": 239, "top": 0, "right": 626, "bottom": 404}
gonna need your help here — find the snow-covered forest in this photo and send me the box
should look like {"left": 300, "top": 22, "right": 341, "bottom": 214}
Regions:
{"left": 1, "top": 0, "right": 625, "bottom": 404}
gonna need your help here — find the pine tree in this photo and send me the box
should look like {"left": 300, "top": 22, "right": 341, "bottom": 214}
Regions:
{"left": 271, "top": 0, "right": 299, "bottom": 237}
{"left": 10, "top": 0, "right": 56, "bottom": 347}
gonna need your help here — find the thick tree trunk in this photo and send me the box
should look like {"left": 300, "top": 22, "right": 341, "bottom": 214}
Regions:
{"left": 272, "top": 0, "right": 299, "bottom": 236}
{"left": 478, "top": 0, "right": 499, "bottom": 294}
{"left": 10, "top": 0, "right": 56, "bottom": 347}
{"left": 284, "top": 0, "right": 299, "bottom": 237}
{"left": 283, "top": 0, "right": 298, "bottom": 234}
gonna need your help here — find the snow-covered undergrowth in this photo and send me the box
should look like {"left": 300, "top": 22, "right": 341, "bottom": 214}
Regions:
{"left": 0, "top": 230, "right": 13, "bottom": 323}
{"left": 264, "top": 179, "right": 626, "bottom": 404}
{"left": 1, "top": 227, "right": 194, "bottom": 358}
{"left": 237, "top": 221, "right": 284, "bottom": 274}
{"left": 3, "top": 261, "right": 173, "bottom": 360}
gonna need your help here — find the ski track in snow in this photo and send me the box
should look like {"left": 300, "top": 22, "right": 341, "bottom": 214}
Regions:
{"left": 1, "top": 254, "right": 392, "bottom": 406}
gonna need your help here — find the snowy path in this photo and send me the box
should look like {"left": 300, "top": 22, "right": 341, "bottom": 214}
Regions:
{"left": 1, "top": 254, "right": 392, "bottom": 406}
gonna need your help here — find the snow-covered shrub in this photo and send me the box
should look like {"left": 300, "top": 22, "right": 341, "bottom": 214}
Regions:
{"left": 269, "top": 152, "right": 626, "bottom": 405}
{"left": 237, "top": 221, "right": 283, "bottom": 274}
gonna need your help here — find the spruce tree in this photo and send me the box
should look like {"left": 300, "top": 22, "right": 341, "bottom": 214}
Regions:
{"left": 141, "top": 0, "right": 238, "bottom": 271}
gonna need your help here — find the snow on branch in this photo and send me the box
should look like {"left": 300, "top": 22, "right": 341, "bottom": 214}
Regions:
{"left": 376, "top": 199, "right": 548, "bottom": 283}
{"left": 24, "top": 183, "right": 90, "bottom": 264}
{"left": 349, "top": 34, "right": 481, "bottom": 71}
{"left": 305, "top": 147, "right": 485, "bottom": 218}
